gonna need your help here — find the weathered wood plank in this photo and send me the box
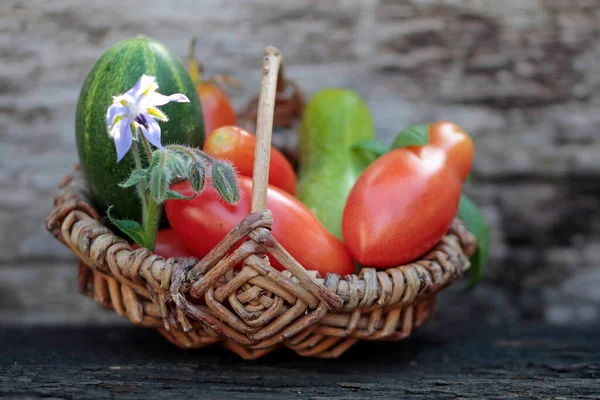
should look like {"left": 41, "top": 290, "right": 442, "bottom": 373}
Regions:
{"left": 0, "top": 263, "right": 122, "bottom": 325}
{"left": 0, "top": 323, "right": 598, "bottom": 399}
{"left": 2, "top": 0, "right": 600, "bottom": 327}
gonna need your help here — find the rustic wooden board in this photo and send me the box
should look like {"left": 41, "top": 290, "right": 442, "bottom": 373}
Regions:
{"left": 3, "top": 0, "right": 600, "bottom": 327}
{"left": 1, "top": 322, "right": 598, "bottom": 399}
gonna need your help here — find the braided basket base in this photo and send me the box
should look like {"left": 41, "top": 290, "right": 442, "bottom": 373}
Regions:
{"left": 47, "top": 167, "right": 476, "bottom": 359}
{"left": 79, "top": 262, "right": 438, "bottom": 358}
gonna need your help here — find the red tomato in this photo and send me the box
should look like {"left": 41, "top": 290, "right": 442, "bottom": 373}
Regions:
{"left": 203, "top": 126, "right": 297, "bottom": 195}
{"left": 166, "top": 176, "right": 354, "bottom": 276}
{"left": 132, "top": 229, "right": 195, "bottom": 259}
{"left": 342, "top": 122, "right": 474, "bottom": 268}
{"left": 197, "top": 83, "right": 237, "bottom": 136}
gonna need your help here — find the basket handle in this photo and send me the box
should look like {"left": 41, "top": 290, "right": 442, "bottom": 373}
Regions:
{"left": 251, "top": 46, "right": 281, "bottom": 213}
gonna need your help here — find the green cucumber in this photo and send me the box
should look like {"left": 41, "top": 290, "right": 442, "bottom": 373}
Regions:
{"left": 297, "top": 89, "right": 375, "bottom": 239}
{"left": 75, "top": 36, "right": 205, "bottom": 221}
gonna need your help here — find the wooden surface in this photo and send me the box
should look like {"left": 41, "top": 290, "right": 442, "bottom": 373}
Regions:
{"left": 2, "top": 0, "right": 600, "bottom": 326}
{"left": 2, "top": 2, "right": 598, "bottom": 396}
{"left": 1, "top": 322, "right": 598, "bottom": 399}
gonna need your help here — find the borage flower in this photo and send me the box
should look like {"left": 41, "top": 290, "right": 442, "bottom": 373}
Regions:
{"left": 106, "top": 74, "right": 190, "bottom": 162}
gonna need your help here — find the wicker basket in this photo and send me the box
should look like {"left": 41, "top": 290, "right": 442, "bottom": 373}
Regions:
{"left": 45, "top": 47, "right": 477, "bottom": 359}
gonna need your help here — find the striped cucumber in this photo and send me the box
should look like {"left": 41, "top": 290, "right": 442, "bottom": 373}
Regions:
{"left": 75, "top": 36, "right": 205, "bottom": 221}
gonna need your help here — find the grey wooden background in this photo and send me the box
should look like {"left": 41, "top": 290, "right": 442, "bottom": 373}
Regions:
{"left": 1, "top": 0, "right": 599, "bottom": 326}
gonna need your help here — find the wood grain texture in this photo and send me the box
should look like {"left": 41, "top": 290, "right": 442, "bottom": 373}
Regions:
{"left": 1, "top": 322, "right": 599, "bottom": 399}
{"left": 1, "top": 0, "right": 600, "bottom": 324}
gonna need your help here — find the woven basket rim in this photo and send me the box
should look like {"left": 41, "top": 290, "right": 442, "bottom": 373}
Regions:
{"left": 46, "top": 166, "right": 477, "bottom": 322}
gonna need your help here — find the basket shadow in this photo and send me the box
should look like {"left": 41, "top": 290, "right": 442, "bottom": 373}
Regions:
{"left": 1, "top": 323, "right": 447, "bottom": 369}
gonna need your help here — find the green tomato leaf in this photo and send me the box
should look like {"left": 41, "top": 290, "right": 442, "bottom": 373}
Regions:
{"left": 106, "top": 206, "right": 146, "bottom": 246}
{"left": 352, "top": 139, "right": 389, "bottom": 157}
{"left": 211, "top": 160, "right": 240, "bottom": 204}
{"left": 118, "top": 169, "right": 147, "bottom": 188}
{"left": 458, "top": 194, "right": 489, "bottom": 288}
{"left": 351, "top": 139, "right": 389, "bottom": 167}
{"left": 391, "top": 123, "right": 430, "bottom": 149}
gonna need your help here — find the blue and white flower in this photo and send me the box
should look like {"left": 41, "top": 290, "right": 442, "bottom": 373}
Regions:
{"left": 106, "top": 74, "right": 190, "bottom": 162}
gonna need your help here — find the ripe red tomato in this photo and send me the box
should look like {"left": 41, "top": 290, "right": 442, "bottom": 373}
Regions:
{"left": 132, "top": 229, "right": 194, "bottom": 259}
{"left": 166, "top": 176, "right": 354, "bottom": 276}
{"left": 342, "top": 122, "right": 474, "bottom": 268}
{"left": 197, "top": 83, "right": 237, "bottom": 136}
{"left": 203, "top": 126, "right": 297, "bottom": 195}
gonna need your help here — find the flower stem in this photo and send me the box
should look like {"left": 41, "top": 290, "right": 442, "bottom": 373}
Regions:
{"left": 130, "top": 138, "right": 161, "bottom": 251}
{"left": 140, "top": 134, "right": 153, "bottom": 162}
{"left": 143, "top": 198, "right": 161, "bottom": 251}
{"left": 131, "top": 141, "right": 149, "bottom": 217}
{"left": 139, "top": 134, "right": 161, "bottom": 251}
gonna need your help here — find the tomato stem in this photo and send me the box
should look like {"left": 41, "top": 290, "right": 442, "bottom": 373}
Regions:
{"left": 187, "top": 38, "right": 202, "bottom": 84}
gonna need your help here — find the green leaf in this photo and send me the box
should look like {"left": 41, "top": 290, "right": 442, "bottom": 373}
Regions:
{"left": 210, "top": 160, "right": 240, "bottom": 204}
{"left": 352, "top": 139, "right": 389, "bottom": 158}
{"left": 351, "top": 139, "right": 389, "bottom": 166}
{"left": 118, "top": 169, "right": 148, "bottom": 188}
{"left": 458, "top": 194, "right": 489, "bottom": 288}
{"left": 164, "top": 189, "right": 195, "bottom": 200}
{"left": 106, "top": 206, "right": 146, "bottom": 246}
{"left": 391, "top": 123, "right": 430, "bottom": 149}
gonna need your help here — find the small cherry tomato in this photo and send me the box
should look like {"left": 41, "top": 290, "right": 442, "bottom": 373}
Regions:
{"left": 204, "top": 126, "right": 297, "bottom": 195}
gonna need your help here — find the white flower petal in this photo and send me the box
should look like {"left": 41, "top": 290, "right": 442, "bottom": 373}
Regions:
{"left": 106, "top": 104, "right": 127, "bottom": 127}
{"left": 140, "top": 114, "right": 163, "bottom": 148}
{"left": 145, "top": 92, "right": 190, "bottom": 107}
{"left": 113, "top": 120, "right": 134, "bottom": 162}
{"left": 106, "top": 75, "right": 191, "bottom": 157}
{"left": 125, "top": 74, "right": 156, "bottom": 100}
{"left": 108, "top": 116, "right": 129, "bottom": 138}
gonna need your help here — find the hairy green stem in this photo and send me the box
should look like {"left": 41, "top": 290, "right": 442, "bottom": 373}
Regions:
{"left": 131, "top": 141, "right": 149, "bottom": 219}
{"left": 140, "top": 134, "right": 154, "bottom": 162}
{"left": 140, "top": 136, "right": 164, "bottom": 251}
{"left": 143, "top": 199, "right": 161, "bottom": 251}
{"left": 167, "top": 144, "right": 214, "bottom": 166}
{"left": 132, "top": 133, "right": 161, "bottom": 251}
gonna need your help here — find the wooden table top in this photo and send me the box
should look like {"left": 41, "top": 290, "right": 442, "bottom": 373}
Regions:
{"left": 1, "top": 321, "right": 598, "bottom": 399}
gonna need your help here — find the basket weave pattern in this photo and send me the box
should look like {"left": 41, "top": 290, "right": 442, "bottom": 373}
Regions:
{"left": 46, "top": 167, "right": 476, "bottom": 359}
{"left": 45, "top": 47, "right": 476, "bottom": 359}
